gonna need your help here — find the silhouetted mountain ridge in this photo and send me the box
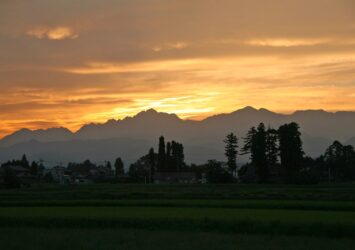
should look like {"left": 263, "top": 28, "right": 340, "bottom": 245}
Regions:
{"left": 0, "top": 127, "right": 73, "bottom": 147}
{"left": 0, "top": 107, "right": 354, "bottom": 165}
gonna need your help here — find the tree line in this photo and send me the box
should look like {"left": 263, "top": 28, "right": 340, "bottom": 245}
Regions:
{"left": 224, "top": 122, "right": 355, "bottom": 183}
{"left": 223, "top": 122, "right": 304, "bottom": 183}
{"left": 1, "top": 122, "right": 355, "bottom": 186}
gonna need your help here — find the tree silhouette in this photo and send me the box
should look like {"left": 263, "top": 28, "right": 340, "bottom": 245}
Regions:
{"left": 114, "top": 158, "right": 124, "bottom": 176}
{"left": 171, "top": 141, "right": 185, "bottom": 172}
{"left": 106, "top": 161, "right": 112, "bottom": 170}
{"left": 128, "top": 154, "right": 151, "bottom": 183}
{"left": 148, "top": 148, "right": 156, "bottom": 183}
{"left": 205, "top": 160, "right": 234, "bottom": 183}
{"left": 166, "top": 142, "right": 172, "bottom": 157}
{"left": 241, "top": 127, "right": 257, "bottom": 158}
{"left": 158, "top": 136, "right": 166, "bottom": 171}
{"left": 30, "top": 161, "right": 39, "bottom": 176}
{"left": 21, "top": 154, "right": 30, "bottom": 168}
{"left": 278, "top": 122, "right": 303, "bottom": 177}
{"left": 224, "top": 133, "right": 238, "bottom": 175}
{"left": 242, "top": 123, "right": 278, "bottom": 182}
{"left": 266, "top": 128, "right": 279, "bottom": 166}
{"left": 253, "top": 123, "right": 268, "bottom": 182}
{"left": 324, "top": 141, "right": 355, "bottom": 181}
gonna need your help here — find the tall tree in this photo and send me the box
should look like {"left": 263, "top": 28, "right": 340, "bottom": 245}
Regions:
{"left": 166, "top": 142, "right": 172, "bottom": 157}
{"left": 278, "top": 122, "right": 304, "bottom": 176}
{"left": 242, "top": 124, "right": 277, "bottom": 182}
{"left": 148, "top": 148, "right": 155, "bottom": 183}
{"left": 171, "top": 141, "right": 178, "bottom": 171}
{"left": 21, "top": 154, "right": 30, "bottom": 168}
{"left": 177, "top": 143, "right": 185, "bottom": 171}
{"left": 157, "top": 136, "right": 166, "bottom": 171}
{"left": 266, "top": 128, "right": 279, "bottom": 166}
{"left": 171, "top": 141, "right": 184, "bottom": 172}
{"left": 224, "top": 133, "right": 238, "bottom": 175}
{"left": 343, "top": 145, "right": 355, "bottom": 180}
{"left": 253, "top": 123, "right": 268, "bottom": 182}
{"left": 241, "top": 127, "right": 257, "bottom": 160}
{"left": 114, "top": 157, "right": 124, "bottom": 176}
{"left": 30, "top": 161, "right": 39, "bottom": 176}
{"left": 106, "top": 161, "right": 112, "bottom": 170}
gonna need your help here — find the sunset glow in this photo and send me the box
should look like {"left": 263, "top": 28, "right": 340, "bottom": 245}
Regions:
{"left": 0, "top": 0, "right": 355, "bottom": 138}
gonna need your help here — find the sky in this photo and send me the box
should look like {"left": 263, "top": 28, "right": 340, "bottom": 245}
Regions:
{"left": 0, "top": 0, "right": 355, "bottom": 137}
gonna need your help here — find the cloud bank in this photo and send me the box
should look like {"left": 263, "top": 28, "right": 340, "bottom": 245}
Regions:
{"left": 0, "top": 0, "right": 354, "bottom": 137}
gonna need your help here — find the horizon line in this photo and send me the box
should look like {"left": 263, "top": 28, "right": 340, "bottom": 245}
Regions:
{"left": 2, "top": 105, "right": 355, "bottom": 140}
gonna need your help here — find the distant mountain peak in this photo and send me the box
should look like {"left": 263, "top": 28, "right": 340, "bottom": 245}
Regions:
{"left": 238, "top": 106, "right": 258, "bottom": 112}
{"left": 135, "top": 108, "right": 158, "bottom": 116}
{"left": 16, "top": 128, "right": 32, "bottom": 134}
{"left": 146, "top": 108, "right": 159, "bottom": 113}
{"left": 232, "top": 106, "right": 275, "bottom": 115}
{"left": 293, "top": 109, "right": 330, "bottom": 116}
{"left": 133, "top": 108, "right": 180, "bottom": 120}
{"left": 104, "top": 119, "right": 119, "bottom": 125}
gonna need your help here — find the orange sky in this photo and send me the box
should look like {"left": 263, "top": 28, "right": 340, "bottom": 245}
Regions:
{"left": 0, "top": 0, "right": 355, "bottom": 138}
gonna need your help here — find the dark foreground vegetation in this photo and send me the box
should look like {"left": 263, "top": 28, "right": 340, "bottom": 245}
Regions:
{"left": 1, "top": 183, "right": 355, "bottom": 249}
{"left": 2, "top": 228, "right": 355, "bottom": 250}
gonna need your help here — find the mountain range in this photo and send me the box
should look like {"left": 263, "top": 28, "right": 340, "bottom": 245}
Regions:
{"left": 0, "top": 106, "right": 354, "bottom": 167}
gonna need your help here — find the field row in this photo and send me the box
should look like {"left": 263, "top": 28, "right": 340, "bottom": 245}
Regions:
{"left": 1, "top": 199, "right": 355, "bottom": 212}
{"left": 1, "top": 206, "right": 355, "bottom": 238}
{"left": 2, "top": 228, "right": 355, "bottom": 250}
{"left": 2, "top": 183, "right": 355, "bottom": 201}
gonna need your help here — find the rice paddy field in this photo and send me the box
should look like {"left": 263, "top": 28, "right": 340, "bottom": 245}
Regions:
{"left": 1, "top": 183, "right": 355, "bottom": 249}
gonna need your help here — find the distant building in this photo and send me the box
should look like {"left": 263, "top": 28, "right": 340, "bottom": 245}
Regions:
{"left": 154, "top": 172, "right": 196, "bottom": 184}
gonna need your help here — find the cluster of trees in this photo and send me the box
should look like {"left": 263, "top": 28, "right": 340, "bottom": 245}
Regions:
{"left": 223, "top": 122, "right": 304, "bottom": 183}
{"left": 223, "top": 122, "right": 355, "bottom": 184}
{"left": 128, "top": 136, "right": 186, "bottom": 182}
{"left": 67, "top": 160, "right": 99, "bottom": 175}
{"left": 1, "top": 154, "right": 44, "bottom": 176}
{"left": 1, "top": 155, "right": 44, "bottom": 188}
{"left": 191, "top": 160, "right": 235, "bottom": 184}
{"left": 64, "top": 159, "right": 125, "bottom": 182}
{"left": 158, "top": 136, "right": 185, "bottom": 172}
{"left": 321, "top": 141, "right": 355, "bottom": 181}
{"left": 65, "top": 158, "right": 124, "bottom": 177}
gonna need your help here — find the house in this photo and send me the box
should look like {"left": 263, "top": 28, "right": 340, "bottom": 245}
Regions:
{"left": 154, "top": 172, "right": 197, "bottom": 184}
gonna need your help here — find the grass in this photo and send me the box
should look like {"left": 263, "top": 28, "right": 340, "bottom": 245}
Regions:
{"left": 2, "top": 183, "right": 355, "bottom": 201}
{"left": 1, "top": 199, "right": 355, "bottom": 212}
{"left": 1, "top": 228, "right": 355, "bottom": 250}
{"left": 1, "top": 206, "right": 355, "bottom": 237}
{"left": 1, "top": 183, "right": 355, "bottom": 249}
